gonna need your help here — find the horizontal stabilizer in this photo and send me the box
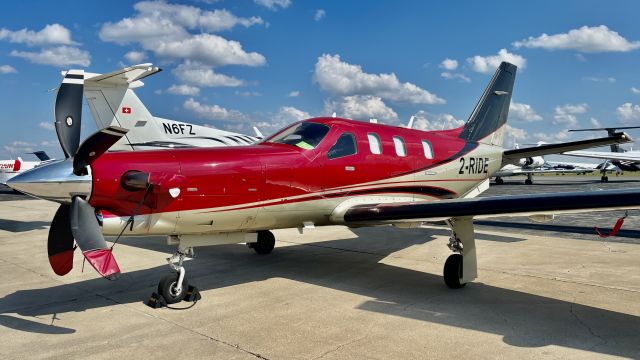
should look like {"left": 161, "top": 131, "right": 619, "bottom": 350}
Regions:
{"left": 83, "top": 63, "right": 161, "bottom": 87}
{"left": 503, "top": 132, "right": 632, "bottom": 164}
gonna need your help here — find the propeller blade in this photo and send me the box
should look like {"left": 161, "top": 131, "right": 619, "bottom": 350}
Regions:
{"left": 73, "top": 126, "right": 129, "bottom": 176}
{"left": 70, "top": 196, "right": 120, "bottom": 279}
{"left": 55, "top": 70, "right": 84, "bottom": 158}
{"left": 48, "top": 204, "right": 75, "bottom": 276}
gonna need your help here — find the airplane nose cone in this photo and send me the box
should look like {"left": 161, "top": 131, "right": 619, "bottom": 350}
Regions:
{"left": 7, "top": 159, "right": 91, "bottom": 204}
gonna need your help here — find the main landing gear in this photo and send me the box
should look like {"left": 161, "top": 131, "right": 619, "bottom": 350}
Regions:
{"left": 443, "top": 217, "right": 477, "bottom": 289}
{"left": 601, "top": 175, "right": 609, "bottom": 183}
{"left": 494, "top": 177, "right": 504, "bottom": 185}
{"left": 524, "top": 173, "right": 533, "bottom": 185}
{"left": 247, "top": 230, "right": 275, "bottom": 254}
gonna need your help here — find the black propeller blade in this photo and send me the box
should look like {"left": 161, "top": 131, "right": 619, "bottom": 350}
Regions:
{"left": 48, "top": 205, "right": 75, "bottom": 276}
{"left": 73, "top": 126, "right": 129, "bottom": 175}
{"left": 70, "top": 196, "right": 120, "bottom": 280}
{"left": 54, "top": 70, "right": 84, "bottom": 158}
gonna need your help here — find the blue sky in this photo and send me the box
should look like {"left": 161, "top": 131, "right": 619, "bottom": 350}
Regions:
{"left": 1, "top": 0, "right": 640, "bottom": 160}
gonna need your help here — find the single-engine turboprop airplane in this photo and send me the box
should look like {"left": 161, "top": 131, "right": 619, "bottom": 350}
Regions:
{"left": 8, "top": 62, "right": 640, "bottom": 304}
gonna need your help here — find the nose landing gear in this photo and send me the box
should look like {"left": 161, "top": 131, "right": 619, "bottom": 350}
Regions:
{"left": 147, "top": 248, "right": 201, "bottom": 308}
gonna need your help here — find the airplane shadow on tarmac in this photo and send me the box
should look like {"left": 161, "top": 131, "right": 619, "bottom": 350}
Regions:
{"left": 0, "top": 219, "right": 51, "bottom": 233}
{"left": 0, "top": 226, "right": 638, "bottom": 357}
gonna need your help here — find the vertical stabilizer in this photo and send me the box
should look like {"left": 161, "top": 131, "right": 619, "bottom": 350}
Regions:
{"left": 459, "top": 62, "right": 517, "bottom": 146}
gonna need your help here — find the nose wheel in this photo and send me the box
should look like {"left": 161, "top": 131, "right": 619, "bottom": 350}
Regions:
{"left": 158, "top": 272, "right": 189, "bottom": 304}
{"left": 147, "top": 248, "right": 201, "bottom": 308}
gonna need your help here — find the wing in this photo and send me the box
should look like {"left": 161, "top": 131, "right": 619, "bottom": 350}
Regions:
{"left": 502, "top": 133, "right": 632, "bottom": 165}
{"left": 563, "top": 150, "right": 640, "bottom": 162}
{"left": 339, "top": 188, "right": 640, "bottom": 225}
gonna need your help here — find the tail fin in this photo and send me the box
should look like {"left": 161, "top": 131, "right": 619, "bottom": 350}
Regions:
{"left": 32, "top": 151, "right": 51, "bottom": 161}
{"left": 459, "top": 62, "right": 517, "bottom": 146}
{"left": 83, "top": 64, "right": 163, "bottom": 151}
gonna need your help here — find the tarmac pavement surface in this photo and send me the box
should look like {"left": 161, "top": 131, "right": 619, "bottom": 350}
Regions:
{"left": 0, "top": 178, "right": 639, "bottom": 359}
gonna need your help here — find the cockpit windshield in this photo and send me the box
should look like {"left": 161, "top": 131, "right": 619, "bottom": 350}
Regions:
{"left": 265, "top": 122, "right": 330, "bottom": 150}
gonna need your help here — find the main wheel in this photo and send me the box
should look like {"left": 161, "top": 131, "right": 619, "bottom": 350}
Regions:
{"left": 158, "top": 273, "right": 189, "bottom": 304}
{"left": 250, "top": 230, "right": 275, "bottom": 254}
{"left": 601, "top": 176, "right": 609, "bottom": 183}
{"left": 443, "top": 254, "right": 466, "bottom": 289}
{"left": 525, "top": 178, "right": 533, "bottom": 185}
{"left": 495, "top": 177, "right": 504, "bottom": 185}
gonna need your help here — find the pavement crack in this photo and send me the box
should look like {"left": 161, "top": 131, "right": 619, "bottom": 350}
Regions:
{"left": 569, "top": 301, "right": 608, "bottom": 350}
{"left": 313, "top": 336, "right": 368, "bottom": 360}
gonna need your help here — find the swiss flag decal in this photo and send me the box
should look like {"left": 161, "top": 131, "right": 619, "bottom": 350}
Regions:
{"left": 122, "top": 107, "right": 132, "bottom": 114}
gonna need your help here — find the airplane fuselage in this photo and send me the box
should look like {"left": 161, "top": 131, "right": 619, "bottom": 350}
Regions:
{"left": 92, "top": 118, "right": 503, "bottom": 235}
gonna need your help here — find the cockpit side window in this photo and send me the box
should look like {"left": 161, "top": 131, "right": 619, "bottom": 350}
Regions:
{"left": 266, "top": 122, "right": 330, "bottom": 150}
{"left": 328, "top": 133, "right": 357, "bottom": 160}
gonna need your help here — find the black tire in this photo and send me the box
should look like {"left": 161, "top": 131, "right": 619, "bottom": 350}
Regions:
{"left": 495, "top": 178, "right": 504, "bottom": 185}
{"left": 525, "top": 179, "right": 533, "bottom": 185}
{"left": 251, "top": 230, "right": 275, "bottom": 255}
{"left": 443, "top": 254, "right": 466, "bottom": 289}
{"left": 158, "top": 273, "right": 189, "bottom": 304}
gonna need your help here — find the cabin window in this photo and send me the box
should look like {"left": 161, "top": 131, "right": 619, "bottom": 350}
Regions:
{"left": 367, "top": 133, "right": 382, "bottom": 154}
{"left": 266, "top": 122, "right": 330, "bottom": 150}
{"left": 422, "top": 140, "right": 434, "bottom": 159}
{"left": 393, "top": 136, "right": 406, "bottom": 157}
{"left": 328, "top": 133, "right": 357, "bottom": 159}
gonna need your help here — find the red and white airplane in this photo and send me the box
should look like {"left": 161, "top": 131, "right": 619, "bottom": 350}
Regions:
{"left": 0, "top": 151, "right": 52, "bottom": 185}
{"left": 8, "top": 62, "right": 639, "bottom": 304}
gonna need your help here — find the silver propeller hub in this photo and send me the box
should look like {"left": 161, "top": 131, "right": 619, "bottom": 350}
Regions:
{"left": 6, "top": 159, "right": 91, "bottom": 204}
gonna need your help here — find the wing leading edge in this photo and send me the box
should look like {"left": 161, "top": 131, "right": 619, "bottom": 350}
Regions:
{"left": 342, "top": 188, "right": 640, "bottom": 224}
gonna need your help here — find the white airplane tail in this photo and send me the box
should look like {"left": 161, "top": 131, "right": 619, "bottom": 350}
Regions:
{"left": 78, "top": 64, "right": 257, "bottom": 150}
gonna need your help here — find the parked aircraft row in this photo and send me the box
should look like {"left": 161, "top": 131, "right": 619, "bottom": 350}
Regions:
{"left": 6, "top": 62, "right": 640, "bottom": 305}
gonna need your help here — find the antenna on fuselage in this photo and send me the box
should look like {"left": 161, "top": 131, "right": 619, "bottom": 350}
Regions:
{"left": 406, "top": 115, "right": 415, "bottom": 129}
{"left": 369, "top": 118, "right": 378, "bottom": 124}
{"left": 331, "top": 112, "right": 337, "bottom": 118}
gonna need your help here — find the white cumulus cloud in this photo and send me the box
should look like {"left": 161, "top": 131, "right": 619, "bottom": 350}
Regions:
{"left": 0, "top": 24, "right": 76, "bottom": 46}
{"left": 288, "top": 90, "right": 300, "bottom": 97}
{"left": 513, "top": 25, "right": 640, "bottom": 53}
{"left": 314, "top": 54, "right": 445, "bottom": 104}
{"left": 467, "top": 49, "right": 526, "bottom": 73}
{"left": 167, "top": 84, "right": 200, "bottom": 96}
{"left": 10, "top": 46, "right": 90, "bottom": 67}
{"left": 314, "top": 9, "right": 326, "bottom": 21}
{"left": 631, "top": 87, "right": 640, "bottom": 95}
{"left": 617, "top": 103, "right": 640, "bottom": 123}
{"left": 183, "top": 98, "right": 248, "bottom": 122}
{"left": 440, "top": 72, "right": 470, "bottom": 83}
{"left": 510, "top": 102, "right": 542, "bottom": 122}
{"left": 173, "top": 61, "right": 245, "bottom": 87}
{"left": 0, "top": 65, "right": 16, "bottom": 74}
{"left": 553, "top": 103, "right": 588, "bottom": 126}
{"left": 124, "top": 50, "right": 147, "bottom": 64}
{"left": 324, "top": 95, "right": 398, "bottom": 121}
{"left": 254, "top": 0, "right": 291, "bottom": 10}
{"left": 39, "top": 122, "right": 55, "bottom": 131}
{"left": 439, "top": 58, "right": 458, "bottom": 70}
{"left": 411, "top": 111, "right": 464, "bottom": 131}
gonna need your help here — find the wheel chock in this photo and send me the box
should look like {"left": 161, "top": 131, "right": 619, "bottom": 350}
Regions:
{"left": 184, "top": 285, "right": 201, "bottom": 302}
{"left": 146, "top": 292, "right": 167, "bottom": 309}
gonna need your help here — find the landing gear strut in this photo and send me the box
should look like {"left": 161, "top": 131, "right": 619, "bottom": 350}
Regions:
{"left": 524, "top": 173, "right": 533, "bottom": 185}
{"left": 147, "top": 248, "right": 201, "bottom": 308}
{"left": 443, "top": 217, "right": 477, "bottom": 289}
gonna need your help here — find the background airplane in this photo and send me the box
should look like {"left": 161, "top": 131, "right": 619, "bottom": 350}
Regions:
{"left": 59, "top": 64, "right": 259, "bottom": 154}
{"left": 564, "top": 126, "right": 640, "bottom": 182}
{"left": 8, "top": 62, "right": 638, "bottom": 306}
{"left": 0, "top": 151, "right": 51, "bottom": 185}
{"left": 493, "top": 143, "right": 595, "bottom": 185}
